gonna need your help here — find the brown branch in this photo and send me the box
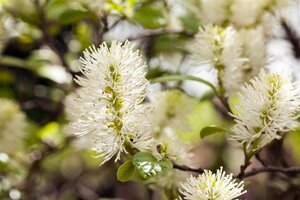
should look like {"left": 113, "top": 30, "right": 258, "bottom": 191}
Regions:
{"left": 212, "top": 96, "right": 233, "bottom": 120}
{"left": 236, "top": 146, "right": 254, "bottom": 179}
{"left": 90, "top": 13, "right": 108, "bottom": 45}
{"left": 240, "top": 166, "right": 300, "bottom": 179}
{"left": 110, "top": 16, "right": 126, "bottom": 30}
{"left": 282, "top": 19, "right": 300, "bottom": 59}
{"left": 255, "top": 153, "right": 267, "bottom": 167}
{"left": 173, "top": 162, "right": 300, "bottom": 181}
{"left": 33, "top": 0, "right": 71, "bottom": 72}
{"left": 173, "top": 163, "right": 204, "bottom": 174}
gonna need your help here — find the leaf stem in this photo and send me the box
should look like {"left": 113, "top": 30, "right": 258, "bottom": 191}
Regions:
{"left": 151, "top": 74, "right": 218, "bottom": 95}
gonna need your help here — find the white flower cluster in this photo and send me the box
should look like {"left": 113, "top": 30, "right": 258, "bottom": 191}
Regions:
{"left": 66, "top": 41, "right": 153, "bottom": 165}
{"left": 200, "top": 0, "right": 230, "bottom": 26}
{"left": 179, "top": 167, "right": 246, "bottom": 200}
{"left": 192, "top": 25, "right": 246, "bottom": 95}
{"left": 0, "top": 99, "right": 26, "bottom": 153}
{"left": 65, "top": 89, "right": 96, "bottom": 150}
{"left": 192, "top": 22, "right": 270, "bottom": 96}
{"left": 149, "top": 129, "right": 192, "bottom": 189}
{"left": 148, "top": 90, "right": 195, "bottom": 163}
{"left": 238, "top": 26, "right": 266, "bottom": 79}
{"left": 199, "top": 0, "right": 291, "bottom": 28}
{"left": 147, "top": 89, "right": 195, "bottom": 188}
{"left": 149, "top": 89, "right": 196, "bottom": 134}
{"left": 230, "top": 70, "right": 300, "bottom": 150}
{"left": 230, "top": 0, "right": 269, "bottom": 27}
{"left": 191, "top": 0, "right": 292, "bottom": 97}
{"left": 152, "top": 128, "right": 192, "bottom": 166}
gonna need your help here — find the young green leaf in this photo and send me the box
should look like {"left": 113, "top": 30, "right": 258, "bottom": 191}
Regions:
{"left": 200, "top": 125, "right": 228, "bottom": 139}
{"left": 180, "top": 16, "right": 199, "bottom": 33}
{"left": 117, "top": 160, "right": 135, "bottom": 182}
{"left": 228, "top": 93, "right": 240, "bottom": 115}
{"left": 132, "top": 5, "right": 167, "bottom": 29}
{"left": 45, "top": 0, "right": 70, "bottom": 20}
{"left": 59, "top": 9, "right": 88, "bottom": 25}
{"left": 132, "top": 152, "right": 172, "bottom": 179}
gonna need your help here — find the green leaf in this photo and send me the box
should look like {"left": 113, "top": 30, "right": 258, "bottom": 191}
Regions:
{"left": 117, "top": 161, "right": 135, "bottom": 182}
{"left": 285, "top": 130, "right": 300, "bottom": 164}
{"left": 200, "top": 125, "right": 228, "bottom": 139}
{"left": 228, "top": 93, "right": 239, "bottom": 115}
{"left": 46, "top": 0, "right": 70, "bottom": 20}
{"left": 0, "top": 56, "right": 30, "bottom": 69}
{"left": 108, "top": 2, "right": 125, "bottom": 14}
{"left": 178, "top": 101, "right": 222, "bottom": 141}
{"left": 132, "top": 5, "right": 167, "bottom": 29}
{"left": 146, "top": 67, "right": 167, "bottom": 80}
{"left": 59, "top": 9, "right": 88, "bottom": 25}
{"left": 132, "top": 152, "right": 172, "bottom": 179}
{"left": 153, "top": 35, "right": 187, "bottom": 54}
{"left": 75, "top": 22, "right": 93, "bottom": 50}
{"left": 180, "top": 16, "right": 199, "bottom": 33}
{"left": 37, "top": 122, "right": 63, "bottom": 145}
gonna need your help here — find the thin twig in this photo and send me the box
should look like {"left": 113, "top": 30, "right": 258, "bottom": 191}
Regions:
{"left": 212, "top": 97, "right": 233, "bottom": 120}
{"left": 240, "top": 166, "right": 300, "bottom": 179}
{"left": 96, "top": 14, "right": 109, "bottom": 44}
{"left": 173, "top": 163, "right": 204, "bottom": 174}
{"left": 237, "top": 145, "right": 254, "bottom": 179}
{"left": 255, "top": 153, "right": 267, "bottom": 167}
{"left": 110, "top": 16, "right": 126, "bottom": 30}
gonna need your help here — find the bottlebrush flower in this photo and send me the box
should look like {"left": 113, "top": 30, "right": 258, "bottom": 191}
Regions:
{"left": 200, "top": 0, "right": 229, "bottom": 25}
{"left": 230, "top": 0, "right": 268, "bottom": 27}
{"left": 148, "top": 89, "right": 197, "bottom": 134}
{"left": 238, "top": 26, "right": 266, "bottom": 79}
{"left": 64, "top": 89, "right": 96, "bottom": 150}
{"left": 149, "top": 129, "right": 193, "bottom": 189}
{"left": 230, "top": 70, "right": 300, "bottom": 150}
{"left": 198, "top": 0, "right": 291, "bottom": 29}
{"left": 0, "top": 99, "right": 26, "bottom": 153}
{"left": 192, "top": 25, "right": 247, "bottom": 95}
{"left": 147, "top": 90, "right": 196, "bottom": 164}
{"left": 153, "top": 128, "right": 193, "bottom": 166}
{"left": 179, "top": 167, "right": 246, "bottom": 200}
{"left": 66, "top": 41, "right": 154, "bottom": 165}
{"left": 146, "top": 89, "right": 195, "bottom": 189}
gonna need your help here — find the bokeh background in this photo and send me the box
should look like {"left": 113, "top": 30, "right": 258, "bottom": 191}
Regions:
{"left": 0, "top": 0, "right": 300, "bottom": 199}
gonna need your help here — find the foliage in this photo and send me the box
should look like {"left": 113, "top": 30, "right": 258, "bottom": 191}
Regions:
{"left": 0, "top": 0, "right": 300, "bottom": 199}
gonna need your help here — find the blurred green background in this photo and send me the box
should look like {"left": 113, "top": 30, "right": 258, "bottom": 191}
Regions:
{"left": 0, "top": 0, "right": 300, "bottom": 199}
